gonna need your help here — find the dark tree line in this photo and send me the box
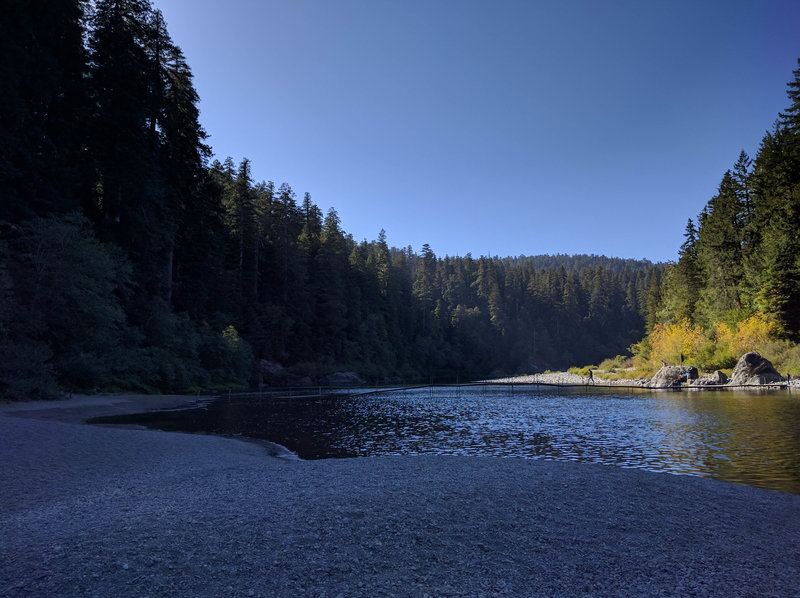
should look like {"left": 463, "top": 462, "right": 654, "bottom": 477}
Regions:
{"left": 204, "top": 161, "right": 659, "bottom": 381}
{"left": 2, "top": 0, "right": 250, "bottom": 396}
{"left": 1, "top": 0, "right": 658, "bottom": 397}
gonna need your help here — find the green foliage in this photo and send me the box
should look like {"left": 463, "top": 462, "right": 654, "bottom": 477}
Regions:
{"left": 219, "top": 325, "right": 253, "bottom": 382}
{"left": 694, "top": 341, "right": 736, "bottom": 372}
{"left": 3, "top": 214, "right": 131, "bottom": 391}
{"left": 597, "top": 355, "right": 634, "bottom": 377}
{"left": 643, "top": 271, "right": 661, "bottom": 333}
{"left": 568, "top": 365, "right": 595, "bottom": 377}
{"left": 757, "top": 340, "right": 800, "bottom": 376}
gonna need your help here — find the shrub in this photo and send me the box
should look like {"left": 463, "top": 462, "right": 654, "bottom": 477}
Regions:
{"left": 569, "top": 365, "right": 595, "bottom": 377}
{"left": 598, "top": 354, "right": 633, "bottom": 373}
{"left": 757, "top": 340, "right": 800, "bottom": 376}
{"left": 695, "top": 338, "right": 736, "bottom": 371}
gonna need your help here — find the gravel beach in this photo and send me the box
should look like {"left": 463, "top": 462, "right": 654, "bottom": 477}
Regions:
{"left": 492, "top": 372, "right": 800, "bottom": 389}
{"left": 2, "top": 395, "right": 799, "bottom": 597}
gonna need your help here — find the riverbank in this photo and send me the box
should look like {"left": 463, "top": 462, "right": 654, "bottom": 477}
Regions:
{"left": 2, "top": 395, "right": 799, "bottom": 597}
{"left": 492, "top": 372, "right": 800, "bottom": 389}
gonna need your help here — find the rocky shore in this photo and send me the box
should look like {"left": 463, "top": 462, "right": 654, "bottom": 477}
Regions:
{"left": 495, "top": 371, "right": 798, "bottom": 389}
{"left": 492, "top": 372, "right": 648, "bottom": 387}
{"left": 495, "top": 352, "right": 798, "bottom": 390}
{"left": 2, "top": 395, "right": 799, "bottom": 597}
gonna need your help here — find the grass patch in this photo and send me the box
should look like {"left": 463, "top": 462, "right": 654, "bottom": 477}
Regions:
{"left": 568, "top": 365, "right": 596, "bottom": 378}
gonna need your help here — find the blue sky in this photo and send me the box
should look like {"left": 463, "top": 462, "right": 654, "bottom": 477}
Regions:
{"left": 155, "top": 0, "right": 799, "bottom": 262}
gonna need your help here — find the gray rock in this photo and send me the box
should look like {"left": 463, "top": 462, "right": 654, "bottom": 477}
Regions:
{"left": 649, "top": 366, "right": 699, "bottom": 388}
{"left": 695, "top": 370, "right": 728, "bottom": 386}
{"left": 728, "top": 352, "right": 783, "bottom": 385}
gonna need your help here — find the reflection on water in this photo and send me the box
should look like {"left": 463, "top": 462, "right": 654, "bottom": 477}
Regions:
{"left": 91, "top": 386, "right": 800, "bottom": 494}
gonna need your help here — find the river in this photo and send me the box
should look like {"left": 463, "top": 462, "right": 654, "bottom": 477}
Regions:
{"left": 91, "top": 385, "right": 800, "bottom": 494}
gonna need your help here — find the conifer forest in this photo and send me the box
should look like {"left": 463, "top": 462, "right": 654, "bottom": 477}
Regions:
{"left": 2, "top": 1, "right": 799, "bottom": 397}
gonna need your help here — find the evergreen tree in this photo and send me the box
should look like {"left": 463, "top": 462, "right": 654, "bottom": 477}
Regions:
{"left": 159, "top": 41, "right": 212, "bottom": 308}
{"left": 223, "top": 158, "right": 255, "bottom": 296}
{"left": 747, "top": 127, "right": 800, "bottom": 336}
{"left": 298, "top": 192, "right": 323, "bottom": 257}
{"left": 89, "top": 0, "right": 178, "bottom": 309}
{"left": 643, "top": 271, "right": 661, "bottom": 334}
{"left": 1, "top": 0, "right": 90, "bottom": 221}
{"left": 695, "top": 171, "right": 745, "bottom": 326}
{"left": 588, "top": 265, "right": 611, "bottom": 324}
{"left": 316, "top": 208, "right": 350, "bottom": 359}
{"left": 732, "top": 151, "right": 754, "bottom": 226}
{"left": 657, "top": 219, "right": 700, "bottom": 324}
{"left": 412, "top": 244, "right": 438, "bottom": 336}
{"left": 778, "top": 58, "right": 800, "bottom": 133}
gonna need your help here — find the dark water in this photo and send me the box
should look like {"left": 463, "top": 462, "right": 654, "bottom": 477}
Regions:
{"left": 91, "top": 385, "right": 800, "bottom": 494}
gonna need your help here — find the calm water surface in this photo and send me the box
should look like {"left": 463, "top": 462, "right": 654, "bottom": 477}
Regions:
{"left": 93, "top": 386, "right": 800, "bottom": 494}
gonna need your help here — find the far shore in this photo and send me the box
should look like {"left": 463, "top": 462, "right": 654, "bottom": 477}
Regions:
{"left": 491, "top": 371, "right": 800, "bottom": 390}
{"left": 2, "top": 393, "right": 799, "bottom": 597}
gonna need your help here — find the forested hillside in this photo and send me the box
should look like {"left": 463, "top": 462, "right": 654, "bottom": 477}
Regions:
{"left": 633, "top": 59, "right": 800, "bottom": 375}
{"left": 198, "top": 156, "right": 660, "bottom": 381}
{"left": 1, "top": 1, "right": 663, "bottom": 397}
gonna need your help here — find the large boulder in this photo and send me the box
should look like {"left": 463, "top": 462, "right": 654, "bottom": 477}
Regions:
{"left": 728, "top": 352, "right": 783, "bottom": 385}
{"left": 649, "top": 365, "right": 699, "bottom": 388}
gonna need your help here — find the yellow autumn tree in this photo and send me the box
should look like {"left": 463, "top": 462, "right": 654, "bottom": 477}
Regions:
{"left": 728, "top": 312, "right": 782, "bottom": 357}
{"left": 713, "top": 322, "right": 735, "bottom": 347}
{"left": 646, "top": 318, "right": 705, "bottom": 369}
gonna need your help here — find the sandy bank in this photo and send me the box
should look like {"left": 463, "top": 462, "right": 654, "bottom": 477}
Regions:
{"left": 2, "top": 396, "right": 799, "bottom": 597}
{"left": 0, "top": 393, "right": 207, "bottom": 423}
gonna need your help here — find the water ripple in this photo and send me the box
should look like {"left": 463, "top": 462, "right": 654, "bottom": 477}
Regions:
{"left": 94, "top": 385, "right": 800, "bottom": 494}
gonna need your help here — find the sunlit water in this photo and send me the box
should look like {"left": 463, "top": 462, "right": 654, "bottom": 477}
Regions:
{"left": 91, "top": 385, "right": 800, "bottom": 494}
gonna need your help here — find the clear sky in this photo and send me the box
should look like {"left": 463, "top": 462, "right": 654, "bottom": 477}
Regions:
{"left": 155, "top": 0, "right": 799, "bottom": 262}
